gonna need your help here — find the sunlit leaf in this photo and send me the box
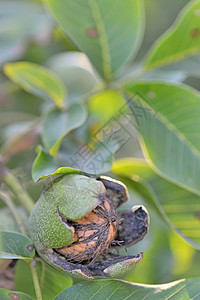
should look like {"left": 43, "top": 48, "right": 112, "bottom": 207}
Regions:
{"left": 144, "top": 0, "right": 200, "bottom": 76}
{"left": 169, "top": 231, "right": 195, "bottom": 275}
{"left": 89, "top": 90, "right": 125, "bottom": 128}
{"left": 0, "top": 231, "right": 35, "bottom": 260}
{"left": 54, "top": 278, "right": 200, "bottom": 300}
{"left": 125, "top": 82, "right": 200, "bottom": 196}
{"left": 4, "top": 62, "right": 66, "bottom": 108}
{"left": 15, "top": 260, "right": 72, "bottom": 300}
{"left": 45, "top": 0, "right": 144, "bottom": 81}
{"left": 112, "top": 158, "right": 200, "bottom": 249}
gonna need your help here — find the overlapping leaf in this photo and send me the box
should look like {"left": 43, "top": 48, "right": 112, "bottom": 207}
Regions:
{"left": 4, "top": 62, "right": 66, "bottom": 108}
{"left": 54, "top": 278, "right": 200, "bottom": 300}
{"left": 47, "top": 51, "right": 98, "bottom": 101}
{"left": 32, "top": 143, "right": 113, "bottom": 182}
{"left": 42, "top": 103, "right": 87, "bottom": 156}
{"left": 144, "top": 0, "right": 200, "bottom": 77}
{"left": 125, "top": 82, "right": 200, "bottom": 196}
{"left": 45, "top": 0, "right": 144, "bottom": 81}
{"left": 89, "top": 89, "right": 125, "bottom": 126}
{"left": 32, "top": 148, "right": 86, "bottom": 182}
{"left": 112, "top": 159, "right": 200, "bottom": 249}
{"left": 0, "top": 231, "right": 35, "bottom": 260}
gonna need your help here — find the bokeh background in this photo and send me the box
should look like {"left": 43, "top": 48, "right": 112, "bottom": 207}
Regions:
{"left": 0, "top": 0, "right": 199, "bottom": 287}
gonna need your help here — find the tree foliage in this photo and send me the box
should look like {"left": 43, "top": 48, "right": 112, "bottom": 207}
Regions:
{"left": 1, "top": 0, "right": 200, "bottom": 299}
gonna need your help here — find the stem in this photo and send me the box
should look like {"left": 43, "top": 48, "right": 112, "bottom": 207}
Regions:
{"left": 0, "top": 160, "right": 42, "bottom": 299}
{"left": 0, "top": 191, "right": 27, "bottom": 236}
{"left": 30, "top": 259, "right": 43, "bottom": 300}
{"left": 0, "top": 164, "right": 34, "bottom": 214}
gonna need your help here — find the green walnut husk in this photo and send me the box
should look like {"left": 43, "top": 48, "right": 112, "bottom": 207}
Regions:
{"left": 29, "top": 174, "right": 149, "bottom": 279}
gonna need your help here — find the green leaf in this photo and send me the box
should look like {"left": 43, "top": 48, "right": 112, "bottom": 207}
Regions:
{"left": 89, "top": 90, "right": 125, "bottom": 126}
{"left": 122, "top": 66, "right": 186, "bottom": 85}
{"left": 42, "top": 103, "right": 87, "bottom": 156}
{"left": 37, "top": 167, "right": 86, "bottom": 181}
{"left": 4, "top": 62, "right": 66, "bottom": 108}
{"left": 32, "top": 146, "right": 60, "bottom": 182}
{"left": 32, "top": 146, "right": 87, "bottom": 182}
{"left": 144, "top": 0, "right": 200, "bottom": 74}
{"left": 47, "top": 52, "right": 98, "bottom": 101}
{"left": 54, "top": 278, "right": 200, "bottom": 300}
{"left": 0, "top": 288, "right": 33, "bottom": 300}
{"left": 125, "top": 82, "right": 200, "bottom": 196}
{"left": 32, "top": 140, "right": 114, "bottom": 182}
{"left": 15, "top": 260, "right": 72, "bottom": 300}
{"left": 112, "top": 158, "right": 200, "bottom": 249}
{"left": 150, "top": 54, "right": 200, "bottom": 78}
{"left": 0, "top": 231, "right": 35, "bottom": 260}
{"left": 45, "top": 0, "right": 144, "bottom": 81}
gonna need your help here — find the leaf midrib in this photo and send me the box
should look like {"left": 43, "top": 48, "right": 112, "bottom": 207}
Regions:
{"left": 124, "top": 89, "right": 200, "bottom": 196}
{"left": 126, "top": 87, "right": 200, "bottom": 161}
{"left": 145, "top": 45, "right": 200, "bottom": 71}
{"left": 88, "top": 0, "right": 112, "bottom": 81}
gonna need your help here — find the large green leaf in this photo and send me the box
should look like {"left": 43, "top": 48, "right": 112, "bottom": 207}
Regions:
{"left": 45, "top": 0, "right": 144, "bottom": 81}
{"left": 0, "top": 231, "right": 35, "bottom": 260}
{"left": 112, "top": 158, "right": 200, "bottom": 249}
{"left": 125, "top": 82, "right": 200, "bottom": 196}
{"left": 144, "top": 0, "right": 200, "bottom": 76}
{"left": 0, "top": 288, "right": 33, "bottom": 300}
{"left": 4, "top": 62, "right": 66, "bottom": 108}
{"left": 15, "top": 260, "right": 72, "bottom": 300}
{"left": 54, "top": 278, "right": 200, "bottom": 300}
{"left": 42, "top": 103, "right": 87, "bottom": 156}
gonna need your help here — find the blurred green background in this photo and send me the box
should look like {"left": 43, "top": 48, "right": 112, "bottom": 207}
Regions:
{"left": 0, "top": 0, "right": 199, "bottom": 286}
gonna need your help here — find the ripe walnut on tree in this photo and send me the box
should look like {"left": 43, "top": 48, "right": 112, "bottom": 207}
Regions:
{"left": 29, "top": 174, "right": 149, "bottom": 279}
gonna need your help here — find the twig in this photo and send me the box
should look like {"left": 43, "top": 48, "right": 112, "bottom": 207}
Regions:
{"left": 0, "top": 191, "right": 27, "bottom": 236}
{"left": 29, "top": 259, "right": 43, "bottom": 300}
